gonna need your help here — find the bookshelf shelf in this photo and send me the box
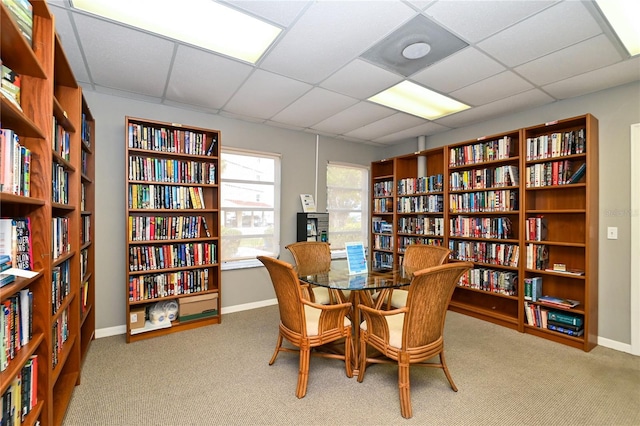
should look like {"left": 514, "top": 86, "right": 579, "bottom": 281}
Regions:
{"left": 125, "top": 116, "right": 221, "bottom": 342}
{"left": 1, "top": 2, "right": 96, "bottom": 423}
{"left": 372, "top": 115, "right": 597, "bottom": 350}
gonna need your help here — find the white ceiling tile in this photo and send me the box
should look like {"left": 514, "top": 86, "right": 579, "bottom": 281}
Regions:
{"left": 343, "top": 113, "right": 426, "bottom": 140}
{"left": 260, "top": 1, "right": 416, "bottom": 83}
{"left": 224, "top": 70, "right": 312, "bottom": 120}
{"left": 515, "top": 35, "right": 623, "bottom": 86}
{"left": 73, "top": 14, "right": 174, "bottom": 97}
{"left": 166, "top": 46, "right": 253, "bottom": 110}
{"left": 425, "top": 0, "right": 556, "bottom": 43}
{"left": 311, "top": 102, "right": 396, "bottom": 135}
{"left": 50, "top": 6, "right": 92, "bottom": 84}
{"left": 221, "top": 0, "right": 311, "bottom": 27}
{"left": 270, "top": 88, "right": 358, "bottom": 128}
{"left": 477, "top": 1, "right": 602, "bottom": 67}
{"left": 543, "top": 56, "right": 640, "bottom": 99}
{"left": 451, "top": 71, "right": 534, "bottom": 105}
{"left": 411, "top": 47, "right": 505, "bottom": 93}
{"left": 320, "top": 59, "right": 403, "bottom": 99}
{"left": 373, "top": 121, "right": 451, "bottom": 145}
{"left": 436, "top": 89, "right": 555, "bottom": 127}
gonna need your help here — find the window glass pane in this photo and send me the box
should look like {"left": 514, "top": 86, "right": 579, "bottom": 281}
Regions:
{"left": 327, "top": 163, "right": 369, "bottom": 251}
{"left": 221, "top": 182, "right": 275, "bottom": 209}
{"left": 221, "top": 153, "right": 274, "bottom": 182}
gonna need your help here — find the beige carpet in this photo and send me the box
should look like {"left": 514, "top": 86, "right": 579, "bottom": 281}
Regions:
{"left": 62, "top": 305, "right": 640, "bottom": 425}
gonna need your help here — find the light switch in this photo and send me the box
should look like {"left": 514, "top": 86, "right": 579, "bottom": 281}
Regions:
{"left": 607, "top": 227, "right": 618, "bottom": 240}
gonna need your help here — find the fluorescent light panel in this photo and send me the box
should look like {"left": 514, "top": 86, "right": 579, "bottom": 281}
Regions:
{"left": 595, "top": 0, "right": 640, "bottom": 56}
{"left": 369, "top": 81, "right": 470, "bottom": 120}
{"left": 71, "top": 0, "right": 282, "bottom": 64}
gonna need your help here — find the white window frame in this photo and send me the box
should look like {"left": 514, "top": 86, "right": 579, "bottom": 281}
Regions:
{"left": 326, "top": 161, "right": 369, "bottom": 259}
{"left": 220, "top": 147, "right": 281, "bottom": 270}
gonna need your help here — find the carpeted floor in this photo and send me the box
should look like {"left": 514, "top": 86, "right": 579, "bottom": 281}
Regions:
{"left": 62, "top": 305, "right": 640, "bottom": 425}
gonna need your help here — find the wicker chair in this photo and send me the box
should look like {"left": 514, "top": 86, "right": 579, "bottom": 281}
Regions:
{"left": 257, "top": 256, "right": 353, "bottom": 398}
{"left": 381, "top": 244, "right": 451, "bottom": 309}
{"left": 285, "top": 241, "right": 336, "bottom": 304}
{"left": 358, "top": 262, "right": 473, "bottom": 419}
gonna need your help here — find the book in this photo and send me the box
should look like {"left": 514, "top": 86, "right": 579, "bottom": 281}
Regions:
{"left": 544, "top": 268, "right": 584, "bottom": 276}
{"left": 568, "top": 162, "right": 586, "bottom": 184}
{"left": 547, "top": 319, "right": 582, "bottom": 332}
{"left": 538, "top": 295, "right": 580, "bottom": 309}
{"left": 546, "top": 310, "right": 583, "bottom": 326}
{"left": 547, "top": 322, "right": 584, "bottom": 337}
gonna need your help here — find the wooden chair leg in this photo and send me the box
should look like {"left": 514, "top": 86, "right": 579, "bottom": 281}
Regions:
{"left": 296, "top": 348, "right": 311, "bottom": 398}
{"left": 269, "top": 333, "right": 283, "bottom": 365}
{"left": 344, "top": 333, "right": 353, "bottom": 378}
{"left": 440, "top": 351, "right": 458, "bottom": 392}
{"left": 398, "top": 356, "right": 412, "bottom": 419}
{"left": 357, "top": 337, "right": 367, "bottom": 382}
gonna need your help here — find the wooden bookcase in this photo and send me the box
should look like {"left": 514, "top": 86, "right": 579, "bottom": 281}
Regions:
{"left": 446, "top": 130, "right": 522, "bottom": 331}
{"left": 125, "top": 116, "right": 221, "bottom": 343}
{"left": 370, "top": 114, "right": 598, "bottom": 351}
{"left": 1, "top": 1, "right": 95, "bottom": 424}
{"left": 521, "top": 114, "right": 598, "bottom": 351}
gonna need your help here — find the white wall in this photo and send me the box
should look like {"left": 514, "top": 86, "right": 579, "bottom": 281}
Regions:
{"left": 384, "top": 81, "right": 640, "bottom": 349}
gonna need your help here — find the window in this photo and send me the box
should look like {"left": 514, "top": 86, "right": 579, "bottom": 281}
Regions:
{"left": 326, "top": 162, "right": 369, "bottom": 254}
{"left": 221, "top": 148, "right": 280, "bottom": 269}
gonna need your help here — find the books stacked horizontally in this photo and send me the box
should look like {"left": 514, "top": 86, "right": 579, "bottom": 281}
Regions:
{"left": 2, "top": 0, "right": 33, "bottom": 46}
{"left": 546, "top": 310, "right": 584, "bottom": 337}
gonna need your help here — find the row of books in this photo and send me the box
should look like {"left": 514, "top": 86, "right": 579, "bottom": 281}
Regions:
{"left": 2, "top": 0, "right": 33, "bottom": 46}
{"left": 398, "top": 237, "right": 443, "bottom": 252}
{"left": 373, "top": 180, "right": 393, "bottom": 197}
{"left": 81, "top": 112, "right": 92, "bottom": 146}
{"left": 524, "top": 302, "right": 584, "bottom": 337}
{"left": 52, "top": 117, "right": 71, "bottom": 161}
{"left": 2, "top": 289, "right": 32, "bottom": 371}
{"left": 128, "top": 242, "right": 217, "bottom": 272}
{"left": 52, "top": 261, "right": 71, "bottom": 315}
{"left": 129, "top": 215, "right": 212, "bottom": 241}
{"left": 397, "top": 194, "right": 443, "bottom": 214}
{"left": 81, "top": 150, "right": 89, "bottom": 176}
{"left": 81, "top": 249, "right": 89, "bottom": 279}
{"left": 52, "top": 216, "right": 70, "bottom": 260}
{"left": 128, "top": 155, "right": 216, "bottom": 184}
{"left": 372, "top": 234, "right": 393, "bottom": 251}
{"left": 128, "top": 184, "right": 206, "bottom": 210}
{"left": 128, "top": 123, "right": 216, "bottom": 156}
{"left": 81, "top": 280, "right": 90, "bottom": 313}
{"left": 0, "top": 129, "right": 31, "bottom": 197}
{"left": 449, "top": 136, "right": 514, "bottom": 166}
{"left": 128, "top": 268, "right": 210, "bottom": 301}
{"left": 525, "top": 128, "right": 585, "bottom": 161}
{"left": 526, "top": 216, "right": 548, "bottom": 241}
{"left": 449, "top": 165, "right": 519, "bottom": 191}
{"left": 525, "top": 160, "right": 586, "bottom": 187}
{"left": 371, "top": 217, "right": 393, "bottom": 234}
{"left": 0, "top": 218, "right": 32, "bottom": 271}
{"left": 449, "top": 189, "right": 518, "bottom": 213}
{"left": 397, "top": 217, "right": 445, "bottom": 236}
{"left": 1, "top": 64, "right": 21, "bottom": 111}
{"left": 525, "top": 243, "right": 549, "bottom": 270}
{"left": 372, "top": 197, "right": 393, "bottom": 213}
{"left": 52, "top": 162, "right": 70, "bottom": 204}
{"left": 458, "top": 268, "right": 517, "bottom": 296}
{"left": 448, "top": 240, "right": 520, "bottom": 268}
{"left": 1, "top": 354, "right": 37, "bottom": 425}
{"left": 52, "top": 308, "right": 69, "bottom": 369}
{"left": 81, "top": 215, "right": 91, "bottom": 245}
{"left": 372, "top": 251, "right": 393, "bottom": 270}
{"left": 449, "top": 216, "right": 513, "bottom": 240}
{"left": 397, "top": 174, "right": 444, "bottom": 195}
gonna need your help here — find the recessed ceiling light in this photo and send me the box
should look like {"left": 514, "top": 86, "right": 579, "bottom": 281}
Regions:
{"left": 402, "top": 42, "right": 431, "bottom": 60}
{"left": 71, "top": 0, "right": 282, "bottom": 64}
{"left": 368, "top": 81, "right": 470, "bottom": 120}
{"left": 595, "top": 0, "right": 640, "bottom": 56}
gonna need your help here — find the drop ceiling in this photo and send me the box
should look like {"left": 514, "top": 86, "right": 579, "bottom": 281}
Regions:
{"left": 47, "top": 0, "right": 640, "bottom": 147}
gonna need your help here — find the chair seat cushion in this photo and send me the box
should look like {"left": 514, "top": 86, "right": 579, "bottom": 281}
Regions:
{"left": 361, "top": 313, "right": 405, "bottom": 348}
{"left": 389, "top": 289, "right": 408, "bottom": 308}
{"left": 304, "top": 305, "right": 351, "bottom": 336}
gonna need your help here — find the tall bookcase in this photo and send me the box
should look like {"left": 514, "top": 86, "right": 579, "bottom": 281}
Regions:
{"left": 369, "top": 115, "right": 598, "bottom": 351}
{"left": 125, "top": 116, "right": 221, "bottom": 343}
{"left": 1, "top": 1, "right": 96, "bottom": 424}
{"left": 446, "top": 130, "right": 522, "bottom": 331}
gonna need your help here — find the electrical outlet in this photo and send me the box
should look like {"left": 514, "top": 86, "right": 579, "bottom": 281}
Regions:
{"left": 607, "top": 227, "right": 618, "bottom": 240}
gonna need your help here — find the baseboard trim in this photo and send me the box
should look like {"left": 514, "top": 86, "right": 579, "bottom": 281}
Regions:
{"left": 94, "top": 299, "right": 279, "bottom": 339}
{"left": 598, "top": 336, "right": 632, "bottom": 354}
